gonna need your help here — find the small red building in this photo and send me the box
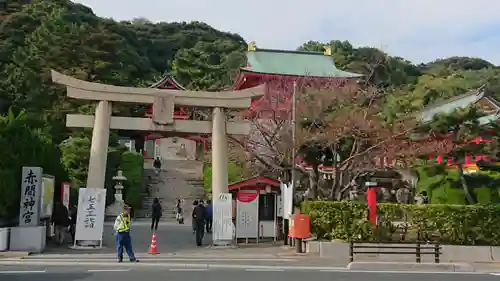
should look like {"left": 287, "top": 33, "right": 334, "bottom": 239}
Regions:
{"left": 228, "top": 176, "right": 282, "bottom": 240}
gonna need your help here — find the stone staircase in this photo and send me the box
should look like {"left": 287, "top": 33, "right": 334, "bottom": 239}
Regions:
{"left": 138, "top": 159, "right": 205, "bottom": 220}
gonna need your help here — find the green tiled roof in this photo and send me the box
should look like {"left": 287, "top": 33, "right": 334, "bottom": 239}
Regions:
{"left": 419, "top": 88, "right": 500, "bottom": 125}
{"left": 242, "top": 49, "right": 362, "bottom": 78}
{"left": 420, "top": 91, "right": 483, "bottom": 122}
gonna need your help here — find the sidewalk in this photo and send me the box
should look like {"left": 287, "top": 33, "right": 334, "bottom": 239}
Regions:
{"left": 0, "top": 251, "right": 348, "bottom": 269}
{"left": 0, "top": 252, "right": 29, "bottom": 259}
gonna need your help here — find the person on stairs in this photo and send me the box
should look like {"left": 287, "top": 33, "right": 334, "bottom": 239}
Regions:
{"left": 153, "top": 157, "right": 162, "bottom": 175}
{"left": 192, "top": 201, "right": 206, "bottom": 246}
{"left": 114, "top": 205, "right": 139, "bottom": 263}
{"left": 151, "top": 198, "right": 162, "bottom": 232}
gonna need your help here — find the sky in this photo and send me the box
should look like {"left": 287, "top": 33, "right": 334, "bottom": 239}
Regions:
{"left": 74, "top": 0, "right": 500, "bottom": 65}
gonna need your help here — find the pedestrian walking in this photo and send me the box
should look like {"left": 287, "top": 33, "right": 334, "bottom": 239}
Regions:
{"left": 176, "top": 198, "right": 184, "bottom": 224}
{"left": 153, "top": 157, "right": 162, "bottom": 175}
{"left": 191, "top": 200, "right": 198, "bottom": 233}
{"left": 192, "top": 201, "right": 206, "bottom": 246}
{"left": 151, "top": 198, "right": 162, "bottom": 232}
{"left": 69, "top": 205, "right": 77, "bottom": 243}
{"left": 113, "top": 205, "right": 139, "bottom": 263}
{"left": 205, "top": 200, "right": 213, "bottom": 233}
{"left": 52, "top": 200, "right": 70, "bottom": 245}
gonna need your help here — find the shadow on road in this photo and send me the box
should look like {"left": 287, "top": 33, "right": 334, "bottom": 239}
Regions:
{"left": 41, "top": 221, "right": 211, "bottom": 254}
{"left": 3, "top": 272, "right": 93, "bottom": 281}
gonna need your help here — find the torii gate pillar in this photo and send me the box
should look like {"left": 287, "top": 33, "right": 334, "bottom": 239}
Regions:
{"left": 211, "top": 107, "right": 228, "bottom": 200}
{"left": 87, "top": 100, "right": 112, "bottom": 189}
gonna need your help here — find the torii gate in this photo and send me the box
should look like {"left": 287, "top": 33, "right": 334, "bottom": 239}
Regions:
{"left": 51, "top": 70, "right": 264, "bottom": 203}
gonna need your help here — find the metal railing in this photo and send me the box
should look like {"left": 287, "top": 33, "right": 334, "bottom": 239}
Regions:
{"left": 349, "top": 241, "right": 441, "bottom": 263}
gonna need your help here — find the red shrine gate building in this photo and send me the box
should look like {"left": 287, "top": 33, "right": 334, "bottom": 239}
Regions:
{"left": 143, "top": 42, "right": 362, "bottom": 169}
{"left": 141, "top": 43, "right": 500, "bottom": 182}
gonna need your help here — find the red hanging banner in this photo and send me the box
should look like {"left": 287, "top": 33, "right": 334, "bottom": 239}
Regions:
{"left": 366, "top": 184, "right": 377, "bottom": 229}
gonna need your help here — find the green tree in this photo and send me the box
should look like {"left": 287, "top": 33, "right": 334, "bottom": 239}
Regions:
{"left": 172, "top": 39, "right": 245, "bottom": 90}
{"left": 420, "top": 106, "right": 500, "bottom": 204}
{"left": 0, "top": 109, "right": 68, "bottom": 221}
{"left": 203, "top": 162, "right": 244, "bottom": 193}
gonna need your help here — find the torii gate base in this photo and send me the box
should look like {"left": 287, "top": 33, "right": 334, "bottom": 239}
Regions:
{"left": 51, "top": 70, "right": 263, "bottom": 247}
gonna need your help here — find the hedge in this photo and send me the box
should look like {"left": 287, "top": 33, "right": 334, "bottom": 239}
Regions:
{"left": 302, "top": 201, "right": 500, "bottom": 245}
{"left": 120, "top": 152, "right": 145, "bottom": 211}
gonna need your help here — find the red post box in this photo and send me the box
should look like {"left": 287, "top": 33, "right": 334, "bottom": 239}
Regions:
{"left": 291, "top": 214, "right": 310, "bottom": 239}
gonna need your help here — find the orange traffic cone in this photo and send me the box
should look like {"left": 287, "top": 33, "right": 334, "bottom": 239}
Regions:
{"left": 149, "top": 232, "right": 158, "bottom": 255}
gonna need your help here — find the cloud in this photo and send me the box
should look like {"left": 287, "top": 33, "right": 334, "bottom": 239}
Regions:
{"left": 74, "top": 0, "right": 500, "bottom": 64}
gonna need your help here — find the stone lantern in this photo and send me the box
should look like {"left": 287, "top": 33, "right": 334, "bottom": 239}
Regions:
{"left": 112, "top": 170, "right": 127, "bottom": 203}
{"left": 105, "top": 170, "right": 127, "bottom": 218}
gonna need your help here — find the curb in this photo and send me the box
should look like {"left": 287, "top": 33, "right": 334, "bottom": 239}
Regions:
{"left": 25, "top": 253, "right": 279, "bottom": 259}
{"left": 0, "top": 260, "right": 346, "bottom": 271}
{"left": 0, "top": 252, "right": 30, "bottom": 259}
{"left": 347, "top": 262, "right": 475, "bottom": 272}
{"left": 14, "top": 258, "right": 295, "bottom": 262}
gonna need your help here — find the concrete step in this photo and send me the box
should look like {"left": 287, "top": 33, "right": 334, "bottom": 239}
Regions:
{"left": 141, "top": 161, "right": 205, "bottom": 220}
{"left": 144, "top": 159, "right": 203, "bottom": 175}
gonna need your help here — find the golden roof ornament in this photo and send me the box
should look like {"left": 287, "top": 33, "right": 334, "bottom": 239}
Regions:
{"left": 248, "top": 41, "right": 257, "bottom": 52}
{"left": 323, "top": 46, "right": 331, "bottom": 56}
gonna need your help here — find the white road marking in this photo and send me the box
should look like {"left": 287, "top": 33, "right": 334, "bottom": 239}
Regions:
{"left": 87, "top": 269, "right": 131, "bottom": 272}
{"left": 245, "top": 268, "right": 285, "bottom": 272}
{"left": 0, "top": 270, "right": 47, "bottom": 274}
{"left": 345, "top": 269, "right": 483, "bottom": 275}
{"left": 490, "top": 273, "right": 500, "bottom": 276}
{"left": 169, "top": 269, "right": 208, "bottom": 271}
{"left": 21, "top": 258, "right": 293, "bottom": 262}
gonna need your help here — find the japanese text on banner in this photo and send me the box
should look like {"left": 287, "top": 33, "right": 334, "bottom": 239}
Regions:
{"left": 19, "top": 167, "right": 42, "bottom": 226}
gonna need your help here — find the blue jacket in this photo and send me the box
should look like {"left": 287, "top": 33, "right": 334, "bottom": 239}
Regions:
{"left": 205, "top": 204, "right": 213, "bottom": 218}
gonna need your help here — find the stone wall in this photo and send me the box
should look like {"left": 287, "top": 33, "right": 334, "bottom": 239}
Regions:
{"left": 307, "top": 240, "right": 500, "bottom": 264}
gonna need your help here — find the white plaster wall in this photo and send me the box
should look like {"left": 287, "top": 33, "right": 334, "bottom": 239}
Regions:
{"left": 156, "top": 137, "right": 197, "bottom": 160}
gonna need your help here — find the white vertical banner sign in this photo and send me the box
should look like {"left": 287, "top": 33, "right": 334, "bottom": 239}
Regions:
{"left": 19, "top": 167, "right": 43, "bottom": 226}
{"left": 40, "top": 175, "right": 55, "bottom": 219}
{"left": 236, "top": 191, "right": 259, "bottom": 239}
{"left": 213, "top": 193, "right": 233, "bottom": 244}
{"left": 277, "top": 194, "right": 284, "bottom": 217}
{"left": 281, "top": 182, "right": 293, "bottom": 220}
{"left": 61, "top": 182, "right": 71, "bottom": 210}
{"left": 75, "top": 188, "right": 107, "bottom": 242}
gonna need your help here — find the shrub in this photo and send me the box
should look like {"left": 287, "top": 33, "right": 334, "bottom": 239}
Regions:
{"left": 302, "top": 201, "right": 500, "bottom": 245}
{"left": 416, "top": 165, "right": 500, "bottom": 204}
{"left": 203, "top": 161, "right": 243, "bottom": 193}
{"left": 120, "top": 152, "right": 144, "bottom": 211}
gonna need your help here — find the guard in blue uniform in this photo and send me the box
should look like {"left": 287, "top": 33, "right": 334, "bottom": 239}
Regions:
{"left": 113, "top": 205, "right": 139, "bottom": 263}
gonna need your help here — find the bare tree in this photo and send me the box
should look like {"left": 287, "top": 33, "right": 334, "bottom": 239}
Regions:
{"left": 229, "top": 55, "right": 449, "bottom": 200}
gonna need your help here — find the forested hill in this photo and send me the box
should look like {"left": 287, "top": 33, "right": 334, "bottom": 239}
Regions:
{"left": 1, "top": 0, "right": 500, "bottom": 139}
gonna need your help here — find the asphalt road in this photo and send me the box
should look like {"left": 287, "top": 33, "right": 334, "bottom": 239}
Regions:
{"left": 0, "top": 265, "right": 498, "bottom": 281}
{"left": 0, "top": 267, "right": 498, "bottom": 281}
{"left": 44, "top": 220, "right": 206, "bottom": 254}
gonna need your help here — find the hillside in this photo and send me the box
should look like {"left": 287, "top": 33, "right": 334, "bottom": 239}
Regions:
{"left": 0, "top": 0, "right": 498, "bottom": 217}
{"left": 2, "top": 1, "right": 499, "bottom": 123}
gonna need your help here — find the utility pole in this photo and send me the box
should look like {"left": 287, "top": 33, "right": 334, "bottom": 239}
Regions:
{"left": 284, "top": 81, "right": 297, "bottom": 246}
{"left": 291, "top": 81, "right": 297, "bottom": 197}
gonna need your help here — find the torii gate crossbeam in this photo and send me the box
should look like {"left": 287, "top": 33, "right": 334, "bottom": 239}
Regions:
{"left": 51, "top": 70, "right": 264, "bottom": 205}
